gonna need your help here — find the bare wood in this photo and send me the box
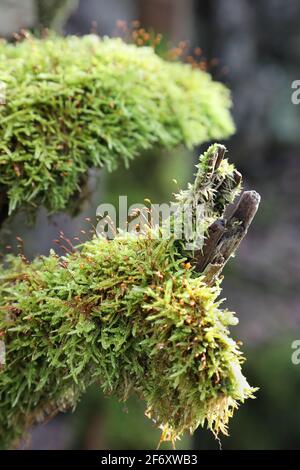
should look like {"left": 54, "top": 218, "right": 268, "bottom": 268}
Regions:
{"left": 228, "top": 190, "right": 261, "bottom": 229}
{"left": 193, "top": 219, "right": 226, "bottom": 272}
{"left": 194, "top": 144, "right": 226, "bottom": 189}
{"left": 202, "top": 191, "right": 261, "bottom": 283}
{"left": 188, "top": 145, "right": 261, "bottom": 283}
{"left": 216, "top": 190, "right": 260, "bottom": 261}
{"left": 214, "top": 145, "right": 226, "bottom": 170}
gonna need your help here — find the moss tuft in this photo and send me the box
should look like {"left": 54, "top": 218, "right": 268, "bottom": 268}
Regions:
{"left": 0, "top": 34, "right": 234, "bottom": 215}
{"left": 0, "top": 145, "right": 255, "bottom": 449}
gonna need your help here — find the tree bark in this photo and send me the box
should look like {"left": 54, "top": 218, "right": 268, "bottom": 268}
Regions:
{"left": 192, "top": 145, "right": 260, "bottom": 284}
{"left": 202, "top": 190, "right": 260, "bottom": 284}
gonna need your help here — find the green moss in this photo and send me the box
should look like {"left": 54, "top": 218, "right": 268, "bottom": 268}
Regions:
{"left": 0, "top": 237, "right": 254, "bottom": 448}
{"left": 0, "top": 34, "right": 234, "bottom": 216}
{"left": 0, "top": 145, "right": 254, "bottom": 449}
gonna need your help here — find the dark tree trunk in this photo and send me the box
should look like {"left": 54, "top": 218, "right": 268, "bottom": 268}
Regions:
{"left": 0, "top": 188, "right": 8, "bottom": 234}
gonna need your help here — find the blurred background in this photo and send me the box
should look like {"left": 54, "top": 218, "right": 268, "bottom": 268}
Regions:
{"left": 0, "top": 0, "right": 300, "bottom": 450}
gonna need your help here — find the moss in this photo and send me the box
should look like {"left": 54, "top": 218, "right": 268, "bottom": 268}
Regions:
{"left": 0, "top": 145, "right": 255, "bottom": 449}
{"left": 0, "top": 34, "right": 234, "bottom": 216}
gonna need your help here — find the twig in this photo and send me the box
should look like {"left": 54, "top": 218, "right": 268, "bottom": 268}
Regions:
{"left": 189, "top": 144, "right": 261, "bottom": 282}
{"left": 193, "top": 219, "right": 226, "bottom": 272}
{"left": 202, "top": 191, "right": 261, "bottom": 283}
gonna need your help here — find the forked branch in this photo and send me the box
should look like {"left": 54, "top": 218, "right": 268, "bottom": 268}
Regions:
{"left": 190, "top": 144, "right": 260, "bottom": 283}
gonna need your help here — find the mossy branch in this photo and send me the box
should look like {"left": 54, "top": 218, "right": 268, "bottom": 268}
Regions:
{"left": 0, "top": 144, "right": 260, "bottom": 448}
{"left": 0, "top": 34, "right": 234, "bottom": 223}
{"left": 190, "top": 145, "right": 261, "bottom": 282}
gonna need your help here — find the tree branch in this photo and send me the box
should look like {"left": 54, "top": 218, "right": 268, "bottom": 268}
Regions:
{"left": 189, "top": 145, "right": 260, "bottom": 283}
